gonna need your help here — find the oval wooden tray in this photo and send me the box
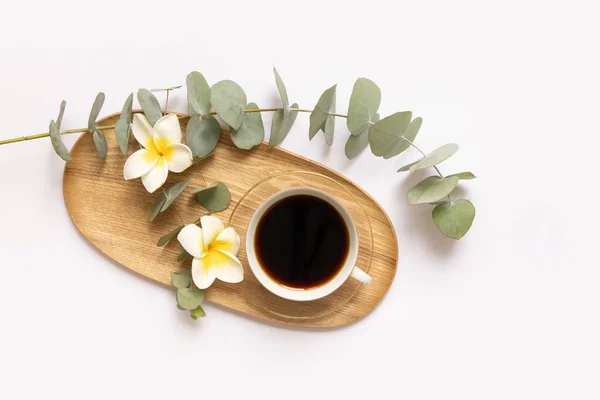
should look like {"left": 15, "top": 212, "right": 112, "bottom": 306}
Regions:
{"left": 63, "top": 112, "right": 398, "bottom": 328}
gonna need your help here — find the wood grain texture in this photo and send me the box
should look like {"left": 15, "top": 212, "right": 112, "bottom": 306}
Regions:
{"left": 63, "top": 112, "right": 398, "bottom": 328}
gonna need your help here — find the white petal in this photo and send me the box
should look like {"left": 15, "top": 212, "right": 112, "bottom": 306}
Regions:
{"left": 213, "top": 250, "right": 244, "bottom": 284}
{"left": 123, "top": 149, "right": 159, "bottom": 180}
{"left": 164, "top": 143, "right": 193, "bottom": 173}
{"left": 153, "top": 114, "right": 182, "bottom": 144}
{"left": 211, "top": 227, "right": 240, "bottom": 256}
{"left": 131, "top": 114, "right": 158, "bottom": 152}
{"left": 192, "top": 257, "right": 217, "bottom": 289}
{"left": 201, "top": 215, "right": 224, "bottom": 246}
{"left": 177, "top": 224, "right": 205, "bottom": 258}
{"left": 141, "top": 156, "right": 168, "bottom": 193}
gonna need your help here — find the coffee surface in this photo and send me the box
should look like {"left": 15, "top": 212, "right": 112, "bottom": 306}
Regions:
{"left": 254, "top": 194, "right": 350, "bottom": 289}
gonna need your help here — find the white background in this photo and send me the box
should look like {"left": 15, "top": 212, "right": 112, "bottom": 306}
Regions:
{"left": 0, "top": 1, "right": 598, "bottom": 399}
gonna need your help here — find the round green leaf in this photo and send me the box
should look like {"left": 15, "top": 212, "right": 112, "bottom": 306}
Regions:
{"left": 49, "top": 120, "right": 72, "bottom": 161}
{"left": 345, "top": 131, "right": 369, "bottom": 159}
{"left": 161, "top": 180, "right": 190, "bottom": 212}
{"left": 368, "top": 111, "right": 413, "bottom": 157}
{"left": 230, "top": 102, "right": 265, "bottom": 149}
{"left": 309, "top": 85, "right": 336, "bottom": 146}
{"left": 88, "top": 92, "right": 105, "bottom": 132}
{"left": 408, "top": 176, "right": 459, "bottom": 204}
{"left": 347, "top": 78, "right": 381, "bottom": 136}
{"left": 192, "top": 182, "right": 231, "bottom": 212}
{"left": 137, "top": 89, "right": 163, "bottom": 126}
{"left": 176, "top": 288, "right": 204, "bottom": 310}
{"left": 448, "top": 171, "right": 476, "bottom": 180}
{"left": 273, "top": 67, "right": 290, "bottom": 117}
{"left": 410, "top": 143, "right": 459, "bottom": 172}
{"left": 397, "top": 158, "right": 423, "bottom": 172}
{"left": 186, "top": 71, "right": 211, "bottom": 116}
{"left": 92, "top": 130, "right": 107, "bottom": 160}
{"left": 269, "top": 103, "right": 299, "bottom": 146}
{"left": 383, "top": 117, "right": 422, "bottom": 159}
{"left": 186, "top": 115, "right": 221, "bottom": 158}
{"left": 190, "top": 305, "right": 206, "bottom": 319}
{"left": 432, "top": 199, "right": 476, "bottom": 240}
{"left": 171, "top": 270, "right": 192, "bottom": 289}
{"left": 210, "top": 80, "right": 247, "bottom": 130}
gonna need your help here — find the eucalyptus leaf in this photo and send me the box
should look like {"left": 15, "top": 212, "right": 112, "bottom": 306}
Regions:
{"left": 448, "top": 171, "right": 476, "bottom": 180}
{"left": 273, "top": 67, "right": 290, "bottom": 117}
{"left": 171, "top": 270, "right": 192, "bottom": 289}
{"left": 56, "top": 100, "right": 66, "bottom": 130}
{"left": 429, "top": 200, "right": 449, "bottom": 206}
{"left": 407, "top": 176, "right": 459, "bottom": 204}
{"left": 92, "top": 130, "right": 107, "bottom": 160}
{"left": 397, "top": 158, "right": 423, "bottom": 172}
{"left": 48, "top": 120, "right": 71, "bottom": 161}
{"left": 176, "top": 288, "right": 204, "bottom": 310}
{"left": 269, "top": 102, "right": 299, "bottom": 146}
{"left": 161, "top": 180, "right": 190, "bottom": 212}
{"left": 230, "top": 102, "right": 264, "bottom": 149}
{"left": 410, "top": 143, "right": 459, "bottom": 173}
{"left": 186, "top": 71, "right": 211, "bottom": 116}
{"left": 149, "top": 192, "right": 166, "bottom": 222}
{"left": 192, "top": 182, "right": 231, "bottom": 212}
{"left": 186, "top": 115, "right": 221, "bottom": 158}
{"left": 309, "top": 85, "right": 336, "bottom": 146}
{"left": 432, "top": 199, "right": 476, "bottom": 240}
{"left": 383, "top": 117, "right": 423, "bottom": 159}
{"left": 368, "top": 111, "right": 413, "bottom": 157}
{"left": 115, "top": 93, "right": 133, "bottom": 155}
{"left": 157, "top": 225, "right": 184, "bottom": 247}
{"left": 87, "top": 92, "right": 105, "bottom": 132}
{"left": 137, "top": 89, "right": 163, "bottom": 126}
{"left": 190, "top": 305, "right": 206, "bottom": 319}
{"left": 177, "top": 304, "right": 185, "bottom": 310}
{"left": 347, "top": 78, "right": 381, "bottom": 136}
{"left": 178, "top": 250, "right": 192, "bottom": 262}
{"left": 150, "top": 85, "right": 182, "bottom": 92}
{"left": 345, "top": 131, "right": 369, "bottom": 159}
{"left": 210, "top": 80, "right": 247, "bottom": 130}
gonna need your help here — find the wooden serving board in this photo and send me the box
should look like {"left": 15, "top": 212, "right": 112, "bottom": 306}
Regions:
{"left": 63, "top": 112, "right": 398, "bottom": 328}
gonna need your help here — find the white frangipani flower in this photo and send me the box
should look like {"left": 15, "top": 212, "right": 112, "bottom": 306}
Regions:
{"left": 177, "top": 215, "right": 243, "bottom": 289}
{"left": 123, "top": 113, "right": 193, "bottom": 193}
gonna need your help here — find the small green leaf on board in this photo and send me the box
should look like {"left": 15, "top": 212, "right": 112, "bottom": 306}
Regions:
{"left": 161, "top": 180, "right": 190, "bottom": 212}
{"left": 171, "top": 270, "right": 192, "bottom": 289}
{"left": 309, "top": 85, "right": 336, "bottom": 146}
{"left": 186, "top": 71, "right": 211, "bottom": 116}
{"left": 269, "top": 102, "right": 299, "bottom": 146}
{"left": 432, "top": 199, "right": 476, "bottom": 239}
{"left": 192, "top": 182, "right": 231, "bottom": 212}
{"left": 49, "top": 120, "right": 72, "bottom": 161}
{"left": 347, "top": 78, "right": 381, "bottom": 136}
{"left": 87, "top": 92, "right": 105, "bottom": 132}
{"left": 92, "top": 130, "right": 108, "bottom": 160}
{"left": 230, "top": 102, "right": 264, "bottom": 149}
{"left": 137, "top": 89, "right": 163, "bottom": 126}
{"left": 407, "top": 176, "right": 459, "bottom": 204}
{"left": 176, "top": 288, "right": 204, "bottom": 310}
{"left": 178, "top": 250, "right": 192, "bottom": 262}
{"left": 149, "top": 191, "right": 167, "bottom": 222}
{"left": 410, "top": 143, "right": 459, "bottom": 172}
{"left": 186, "top": 115, "right": 221, "bottom": 158}
{"left": 273, "top": 67, "right": 290, "bottom": 117}
{"left": 210, "top": 80, "right": 247, "bottom": 130}
{"left": 157, "top": 225, "right": 185, "bottom": 247}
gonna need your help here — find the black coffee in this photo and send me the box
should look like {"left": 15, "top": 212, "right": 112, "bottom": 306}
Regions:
{"left": 254, "top": 194, "right": 350, "bottom": 289}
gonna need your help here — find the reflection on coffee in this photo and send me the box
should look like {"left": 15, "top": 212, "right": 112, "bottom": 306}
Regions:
{"left": 254, "top": 194, "right": 349, "bottom": 289}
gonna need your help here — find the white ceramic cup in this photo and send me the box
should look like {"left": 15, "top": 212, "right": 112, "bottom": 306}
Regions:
{"left": 245, "top": 187, "right": 372, "bottom": 301}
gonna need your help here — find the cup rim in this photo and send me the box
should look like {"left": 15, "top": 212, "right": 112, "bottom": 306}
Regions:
{"left": 245, "top": 187, "right": 359, "bottom": 301}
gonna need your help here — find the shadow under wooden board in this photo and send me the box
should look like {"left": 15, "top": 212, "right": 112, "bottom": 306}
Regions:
{"left": 63, "top": 112, "right": 398, "bottom": 328}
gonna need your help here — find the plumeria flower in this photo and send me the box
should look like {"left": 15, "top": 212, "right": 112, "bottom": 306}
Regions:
{"left": 177, "top": 215, "right": 244, "bottom": 289}
{"left": 123, "top": 113, "right": 193, "bottom": 193}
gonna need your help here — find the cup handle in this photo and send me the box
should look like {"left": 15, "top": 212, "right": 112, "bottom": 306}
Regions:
{"left": 350, "top": 266, "right": 372, "bottom": 285}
